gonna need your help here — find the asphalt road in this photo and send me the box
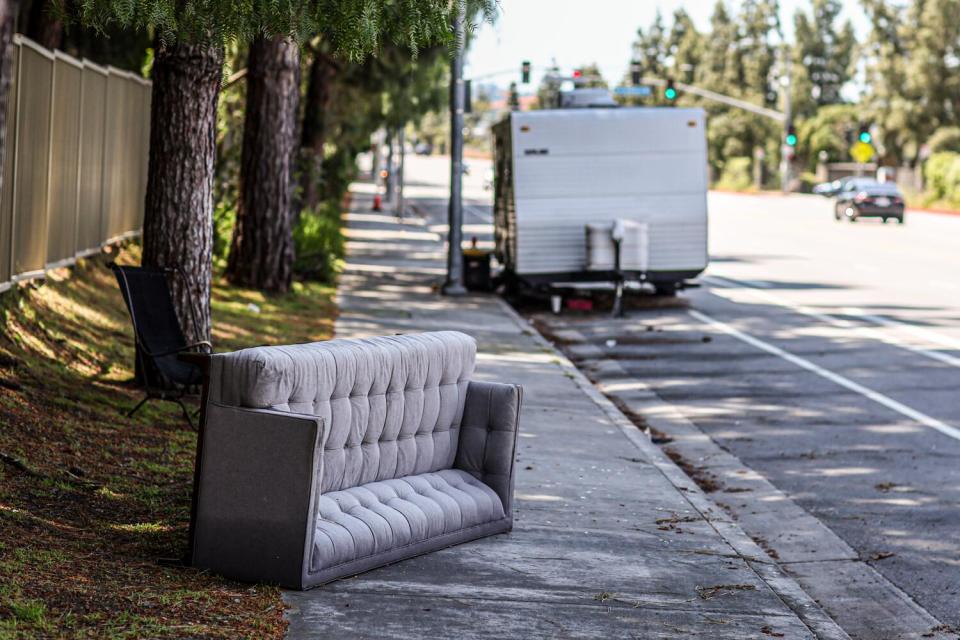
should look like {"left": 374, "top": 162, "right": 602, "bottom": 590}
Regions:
{"left": 399, "top": 154, "right": 960, "bottom": 636}
{"left": 679, "top": 194, "right": 960, "bottom": 625}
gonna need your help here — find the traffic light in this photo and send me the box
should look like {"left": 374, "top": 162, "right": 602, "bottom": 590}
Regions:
{"left": 858, "top": 123, "right": 872, "bottom": 144}
{"left": 521, "top": 60, "right": 531, "bottom": 84}
{"left": 785, "top": 124, "right": 798, "bottom": 147}
{"left": 509, "top": 82, "right": 519, "bottom": 110}
{"left": 464, "top": 80, "right": 472, "bottom": 114}
{"left": 664, "top": 78, "right": 677, "bottom": 101}
{"left": 630, "top": 60, "right": 642, "bottom": 86}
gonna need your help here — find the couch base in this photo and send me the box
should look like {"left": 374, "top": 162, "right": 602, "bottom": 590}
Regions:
{"left": 299, "top": 516, "right": 513, "bottom": 590}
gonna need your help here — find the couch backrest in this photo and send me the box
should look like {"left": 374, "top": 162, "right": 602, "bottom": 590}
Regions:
{"left": 208, "top": 331, "right": 476, "bottom": 493}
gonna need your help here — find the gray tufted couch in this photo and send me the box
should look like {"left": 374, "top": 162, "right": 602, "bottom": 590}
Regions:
{"left": 188, "top": 331, "right": 522, "bottom": 589}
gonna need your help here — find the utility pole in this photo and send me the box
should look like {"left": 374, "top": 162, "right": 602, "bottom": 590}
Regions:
{"left": 397, "top": 128, "right": 406, "bottom": 220}
{"left": 442, "top": 0, "right": 467, "bottom": 296}
{"left": 385, "top": 129, "right": 395, "bottom": 204}
{"left": 371, "top": 129, "right": 382, "bottom": 182}
{"left": 779, "top": 47, "right": 793, "bottom": 193}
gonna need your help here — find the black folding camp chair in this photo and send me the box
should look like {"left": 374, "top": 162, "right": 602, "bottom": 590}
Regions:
{"left": 110, "top": 264, "right": 212, "bottom": 428}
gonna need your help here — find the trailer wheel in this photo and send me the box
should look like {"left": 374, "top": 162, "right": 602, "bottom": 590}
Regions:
{"left": 653, "top": 283, "right": 678, "bottom": 297}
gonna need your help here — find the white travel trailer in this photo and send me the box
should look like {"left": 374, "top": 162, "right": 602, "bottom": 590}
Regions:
{"left": 492, "top": 106, "right": 708, "bottom": 295}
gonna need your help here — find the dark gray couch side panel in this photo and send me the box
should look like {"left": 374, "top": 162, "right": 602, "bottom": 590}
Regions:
{"left": 454, "top": 381, "right": 523, "bottom": 519}
{"left": 192, "top": 403, "right": 325, "bottom": 589}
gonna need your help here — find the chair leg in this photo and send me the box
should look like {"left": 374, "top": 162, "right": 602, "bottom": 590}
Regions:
{"left": 174, "top": 398, "right": 196, "bottom": 431}
{"left": 127, "top": 394, "right": 150, "bottom": 418}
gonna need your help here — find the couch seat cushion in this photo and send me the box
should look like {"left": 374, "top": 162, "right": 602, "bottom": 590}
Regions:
{"left": 312, "top": 469, "right": 504, "bottom": 572}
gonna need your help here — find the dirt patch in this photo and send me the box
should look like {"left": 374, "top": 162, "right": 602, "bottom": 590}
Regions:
{"left": 655, "top": 513, "right": 701, "bottom": 534}
{"left": 663, "top": 447, "right": 722, "bottom": 493}
{"left": 752, "top": 536, "right": 781, "bottom": 560}
{"left": 695, "top": 584, "right": 757, "bottom": 600}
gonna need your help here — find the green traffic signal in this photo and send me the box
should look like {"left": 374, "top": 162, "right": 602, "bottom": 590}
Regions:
{"left": 785, "top": 123, "right": 798, "bottom": 147}
{"left": 664, "top": 87, "right": 677, "bottom": 101}
{"left": 859, "top": 131, "right": 872, "bottom": 144}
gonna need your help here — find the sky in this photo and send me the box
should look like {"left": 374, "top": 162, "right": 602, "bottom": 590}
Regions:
{"left": 465, "top": 0, "right": 869, "bottom": 90}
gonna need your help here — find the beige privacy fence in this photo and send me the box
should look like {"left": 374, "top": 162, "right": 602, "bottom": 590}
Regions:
{"left": 0, "top": 34, "right": 151, "bottom": 292}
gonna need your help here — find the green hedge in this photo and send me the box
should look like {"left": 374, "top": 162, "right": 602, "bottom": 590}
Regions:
{"left": 715, "top": 157, "right": 753, "bottom": 192}
{"left": 924, "top": 152, "right": 960, "bottom": 207}
{"left": 212, "top": 197, "right": 344, "bottom": 284}
{"left": 293, "top": 199, "right": 345, "bottom": 284}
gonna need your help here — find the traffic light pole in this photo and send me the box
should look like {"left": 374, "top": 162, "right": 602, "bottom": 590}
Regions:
{"left": 397, "top": 127, "right": 406, "bottom": 220}
{"left": 779, "top": 50, "right": 793, "bottom": 194}
{"left": 442, "top": 0, "right": 467, "bottom": 297}
{"left": 642, "top": 77, "right": 786, "bottom": 122}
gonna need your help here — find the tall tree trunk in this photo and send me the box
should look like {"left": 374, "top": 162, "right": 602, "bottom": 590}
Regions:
{"left": 0, "top": 0, "right": 17, "bottom": 210}
{"left": 142, "top": 40, "right": 223, "bottom": 344}
{"left": 299, "top": 48, "right": 336, "bottom": 210}
{"left": 226, "top": 36, "right": 300, "bottom": 292}
{"left": 25, "top": 0, "right": 63, "bottom": 49}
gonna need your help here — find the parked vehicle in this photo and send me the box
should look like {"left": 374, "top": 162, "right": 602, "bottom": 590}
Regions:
{"left": 492, "top": 107, "right": 708, "bottom": 296}
{"left": 414, "top": 142, "right": 433, "bottom": 155}
{"left": 833, "top": 179, "right": 905, "bottom": 223}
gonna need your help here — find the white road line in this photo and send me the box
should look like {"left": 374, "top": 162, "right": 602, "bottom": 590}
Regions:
{"left": 844, "top": 306, "right": 960, "bottom": 351}
{"left": 703, "top": 275, "right": 856, "bottom": 328}
{"left": 688, "top": 308, "right": 960, "bottom": 443}
{"left": 703, "top": 274, "right": 960, "bottom": 369}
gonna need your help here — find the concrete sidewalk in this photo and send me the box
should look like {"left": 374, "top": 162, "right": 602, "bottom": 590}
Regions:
{"left": 283, "top": 188, "right": 848, "bottom": 639}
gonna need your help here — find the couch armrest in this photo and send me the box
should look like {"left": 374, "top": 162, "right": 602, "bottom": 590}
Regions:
{"left": 192, "top": 402, "right": 326, "bottom": 589}
{"left": 454, "top": 380, "right": 523, "bottom": 519}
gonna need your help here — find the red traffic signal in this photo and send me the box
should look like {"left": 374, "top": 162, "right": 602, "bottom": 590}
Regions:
{"left": 521, "top": 60, "right": 531, "bottom": 84}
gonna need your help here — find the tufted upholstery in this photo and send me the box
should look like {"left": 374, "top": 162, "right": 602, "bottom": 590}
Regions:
{"left": 192, "top": 331, "right": 522, "bottom": 589}
{"left": 212, "top": 331, "right": 476, "bottom": 492}
{"left": 312, "top": 469, "right": 504, "bottom": 572}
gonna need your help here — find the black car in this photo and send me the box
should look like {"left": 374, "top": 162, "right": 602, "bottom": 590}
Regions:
{"left": 833, "top": 179, "right": 905, "bottom": 224}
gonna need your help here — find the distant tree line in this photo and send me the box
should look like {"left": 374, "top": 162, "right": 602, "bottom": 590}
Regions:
{"left": 617, "top": 0, "right": 960, "bottom": 189}
{"left": 0, "top": 0, "right": 495, "bottom": 343}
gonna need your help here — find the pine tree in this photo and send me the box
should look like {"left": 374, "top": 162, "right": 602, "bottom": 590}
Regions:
{"left": 735, "top": 0, "right": 781, "bottom": 104}
{"left": 901, "top": 0, "right": 960, "bottom": 156}
{"left": 696, "top": 1, "right": 737, "bottom": 95}
{"left": 299, "top": 43, "right": 339, "bottom": 211}
{"left": 791, "top": 0, "right": 855, "bottom": 118}
{"left": 226, "top": 36, "right": 301, "bottom": 293}
{"left": 625, "top": 10, "right": 668, "bottom": 105}
{"left": 666, "top": 9, "right": 703, "bottom": 85}
{"left": 861, "top": 0, "right": 910, "bottom": 163}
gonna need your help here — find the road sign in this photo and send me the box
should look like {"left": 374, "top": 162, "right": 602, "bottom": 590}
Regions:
{"left": 850, "top": 141, "right": 875, "bottom": 164}
{"left": 614, "top": 85, "right": 652, "bottom": 96}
